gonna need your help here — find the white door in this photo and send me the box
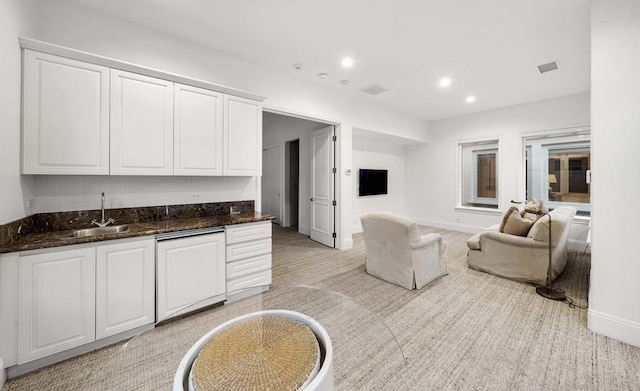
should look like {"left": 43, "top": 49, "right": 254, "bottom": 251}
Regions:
{"left": 261, "top": 146, "right": 281, "bottom": 223}
{"left": 110, "top": 69, "right": 174, "bottom": 175}
{"left": 174, "top": 84, "right": 223, "bottom": 175}
{"left": 310, "top": 126, "right": 335, "bottom": 248}
{"left": 156, "top": 233, "right": 226, "bottom": 321}
{"left": 19, "top": 247, "right": 96, "bottom": 364}
{"left": 22, "top": 50, "right": 110, "bottom": 175}
{"left": 223, "top": 95, "right": 262, "bottom": 176}
{"left": 95, "top": 238, "right": 155, "bottom": 339}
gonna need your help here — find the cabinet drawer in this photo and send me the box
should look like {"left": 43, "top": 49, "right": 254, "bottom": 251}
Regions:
{"left": 225, "top": 222, "right": 272, "bottom": 244}
{"left": 227, "top": 269, "right": 272, "bottom": 293}
{"left": 226, "top": 238, "right": 272, "bottom": 262}
{"left": 227, "top": 253, "right": 272, "bottom": 279}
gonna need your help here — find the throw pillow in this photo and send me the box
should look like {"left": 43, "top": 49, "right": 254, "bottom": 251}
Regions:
{"left": 500, "top": 206, "right": 537, "bottom": 236}
{"left": 521, "top": 198, "right": 548, "bottom": 216}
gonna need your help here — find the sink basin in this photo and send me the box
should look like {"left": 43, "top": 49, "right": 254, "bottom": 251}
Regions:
{"left": 69, "top": 225, "right": 130, "bottom": 238}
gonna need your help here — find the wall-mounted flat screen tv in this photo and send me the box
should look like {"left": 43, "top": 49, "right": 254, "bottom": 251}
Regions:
{"left": 359, "top": 169, "right": 388, "bottom": 196}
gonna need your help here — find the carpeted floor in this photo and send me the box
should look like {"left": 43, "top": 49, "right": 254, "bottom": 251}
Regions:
{"left": 3, "top": 225, "right": 640, "bottom": 390}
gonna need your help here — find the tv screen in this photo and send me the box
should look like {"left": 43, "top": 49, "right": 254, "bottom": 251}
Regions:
{"left": 359, "top": 169, "right": 388, "bottom": 196}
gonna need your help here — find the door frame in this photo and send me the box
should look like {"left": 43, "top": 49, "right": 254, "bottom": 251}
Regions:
{"left": 259, "top": 106, "right": 343, "bottom": 248}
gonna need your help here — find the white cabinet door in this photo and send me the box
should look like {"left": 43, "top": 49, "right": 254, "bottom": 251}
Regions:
{"left": 156, "top": 233, "right": 226, "bottom": 321}
{"left": 223, "top": 95, "right": 262, "bottom": 176}
{"left": 18, "top": 247, "right": 96, "bottom": 364}
{"left": 110, "top": 69, "right": 174, "bottom": 175}
{"left": 22, "top": 50, "right": 110, "bottom": 175}
{"left": 96, "top": 238, "right": 155, "bottom": 339}
{"left": 174, "top": 84, "right": 223, "bottom": 175}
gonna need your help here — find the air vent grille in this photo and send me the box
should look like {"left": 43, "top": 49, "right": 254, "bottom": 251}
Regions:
{"left": 360, "top": 84, "right": 389, "bottom": 96}
{"left": 538, "top": 60, "right": 560, "bottom": 74}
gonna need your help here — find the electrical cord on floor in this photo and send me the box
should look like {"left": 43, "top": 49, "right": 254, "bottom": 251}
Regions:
{"left": 531, "top": 284, "right": 588, "bottom": 310}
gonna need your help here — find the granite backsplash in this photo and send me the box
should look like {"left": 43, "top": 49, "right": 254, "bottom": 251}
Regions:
{"left": 0, "top": 200, "right": 254, "bottom": 247}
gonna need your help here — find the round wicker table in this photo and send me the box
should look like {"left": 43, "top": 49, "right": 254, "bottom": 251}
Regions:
{"left": 188, "top": 314, "right": 321, "bottom": 390}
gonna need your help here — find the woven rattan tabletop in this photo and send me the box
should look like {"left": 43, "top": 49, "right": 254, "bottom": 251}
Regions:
{"left": 190, "top": 315, "right": 320, "bottom": 390}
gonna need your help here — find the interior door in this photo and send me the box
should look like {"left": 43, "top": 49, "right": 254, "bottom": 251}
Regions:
{"left": 261, "top": 146, "right": 281, "bottom": 224}
{"left": 310, "top": 126, "right": 335, "bottom": 248}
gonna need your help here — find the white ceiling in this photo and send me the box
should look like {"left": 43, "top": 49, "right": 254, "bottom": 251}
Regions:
{"left": 59, "top": 0, "right": 591, "bottom": 122}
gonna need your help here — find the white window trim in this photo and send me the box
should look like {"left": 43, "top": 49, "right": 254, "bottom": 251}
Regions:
{"left": 456, "top": 135, "right": 502, "bottom": 212}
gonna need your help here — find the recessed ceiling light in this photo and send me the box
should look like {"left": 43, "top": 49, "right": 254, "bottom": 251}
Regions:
{"left": 318, "top": 73, "right": 329, "bottom": 79}
{"left": 293, "top": 63, "right": 303, "bottom": 71}
{"left": 340, "top": 80, "right": 350, "bottom": 85}
{"left": 466, "top": 96, "right": 476, "bottom": 103}
{"left": 341, "top": 57, "right": 353, "bottom": 68}
{"left": 439, "top": 78, "right": 452, "bottom": 87}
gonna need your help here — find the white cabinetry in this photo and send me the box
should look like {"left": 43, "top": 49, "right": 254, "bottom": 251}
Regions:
{"left": 110, "top": 70, "right": 174, "bottom": 175}
{"left": 22, "top": 50, "right": 109, "bottom": 175}
{"left": 18, "top": 247, "right": 96, "bottom": 364}
{"left": 223, "top": 95, "right": 263, "bottom": 176}
{"left": 156, "top": 233, "right": 226, "bottom": 321}
{"left": 174, "top": 84, "right": 223, "bottom": 175}
{"left": 225, "top": 222, "right": 272, "bottom": 299}
{"left": 96, "top": 239, "right": 155, "bottom": 339}
{"left": 13, "top": 237, "right": 156, "bottom": 365}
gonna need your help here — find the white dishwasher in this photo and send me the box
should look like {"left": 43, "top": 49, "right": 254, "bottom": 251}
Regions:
{"left": 156, "top": 227, "right": 226, "bottom": 322}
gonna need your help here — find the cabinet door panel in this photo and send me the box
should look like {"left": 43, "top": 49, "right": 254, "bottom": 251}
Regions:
{"left": 174, "top": 84, "right": 223, "bottom": 175}
{"left": 23, "top": 50, "right": 109, "bottom": 174}
{"left": 110, "top": 70, "right": 173, "bottom": 175}
{"left": 19, "top": 248, "right": 96, "bottom": 364}
{"left": 156, "top": 233, "right": 226, "bottom": 321}
{"left": 223, "top": 95, "right": 262, "bottom": 176}
{"left": 96, "top": 239, "right": 155, "bottom": 339}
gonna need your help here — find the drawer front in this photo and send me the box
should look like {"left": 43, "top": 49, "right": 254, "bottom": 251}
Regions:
{"left": 226, "top": 222, "right": 272, "bottom": 244}
{"left": 226, "top": 238, "right": 272, "bottom": 262}
{"left": 227, "top": 269, "right": 272, "bottom": 293}
{"left": 227, "top": 253, "right": 272, "bottom": 279}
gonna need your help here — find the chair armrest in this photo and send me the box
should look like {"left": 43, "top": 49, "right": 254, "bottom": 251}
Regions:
{"left": 410, "top": 233, "right": 443, "bottom": 251}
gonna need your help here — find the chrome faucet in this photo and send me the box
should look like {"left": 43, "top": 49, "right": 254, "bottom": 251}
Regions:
{"left": 92, "top": 192, "right": 115, "bottom": 228}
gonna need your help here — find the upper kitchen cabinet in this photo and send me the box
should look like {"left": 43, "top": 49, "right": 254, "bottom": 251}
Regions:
{"left": 22, "top": 50, "right": 110, "bottom": 175}
{"left": 174, "top": 84, "right": 223, "bottom": 176}
{"left": 223, "top": 95, "right": 263, "bottom": 176}
{"left": 110, "top": 70, "right": 174, "bottom": 175}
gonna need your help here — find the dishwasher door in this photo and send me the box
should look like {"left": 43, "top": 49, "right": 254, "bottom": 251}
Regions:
{"left": 156, "top": 230, "right": 226, "bottom": 322}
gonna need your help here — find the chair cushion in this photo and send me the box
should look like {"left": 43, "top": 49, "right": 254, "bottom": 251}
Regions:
{"left": 499, "top": 206, "right": 536, "bottom": 237}
{"left": 522, "top": 198, "right": 548, "bottom": 215}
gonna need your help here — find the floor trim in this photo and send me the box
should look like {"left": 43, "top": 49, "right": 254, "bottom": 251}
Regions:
{"left": 588, "top": 308, "right": 640, "bottom": 348}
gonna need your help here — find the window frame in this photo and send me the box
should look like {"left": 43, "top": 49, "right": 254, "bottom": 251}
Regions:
{"left": 456, "top": 136, "right": 502, "bottom": 213}
{"left": 522, "top": 126, "right": 591, "bottom": 216}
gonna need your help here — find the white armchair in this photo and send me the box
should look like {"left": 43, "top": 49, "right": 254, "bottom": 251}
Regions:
{"left": 360, "top": 213, "right": 448, "bottom": 290}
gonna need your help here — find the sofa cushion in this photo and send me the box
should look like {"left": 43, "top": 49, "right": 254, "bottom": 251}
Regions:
{"left": 522, "top": 198, "right": 548, "bottom": 216}
{"left": 527, "top": 211, "right": 570, "bottom": 244}
{"left": 499, "top": 206, "right": 536, "bottom": 236}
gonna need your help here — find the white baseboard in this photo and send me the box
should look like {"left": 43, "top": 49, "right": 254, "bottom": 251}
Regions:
{"left": 0, "top": 357, "right": 5, "bottom": 388}
{"left": 340, "top": 236, "right": 353, "bottom": 250}
{"left": 352, "top": 224, "right": 362, "bottom": 234}
{"left": 588, "top": 309, "right": 640, "bottom": 348}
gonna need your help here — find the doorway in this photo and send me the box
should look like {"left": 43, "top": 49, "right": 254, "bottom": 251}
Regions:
{"left": 261, "top": 111, "right": 338, "bottom": 248}
{"left": 285, "top": 139, "right": 300, "bottom": 229}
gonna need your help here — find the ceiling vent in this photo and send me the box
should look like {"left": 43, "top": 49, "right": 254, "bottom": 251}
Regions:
{"left": 538, "top": 60, "right": 560, "bottom": 74}
{"left": 360, "top": 84, "right": 389, "bottom": 96}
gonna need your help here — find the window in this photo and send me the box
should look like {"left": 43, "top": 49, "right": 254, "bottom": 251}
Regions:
{"left": 524, "top": 130, "right": 590, "bottom": 216}
{"left": 459, "top": 139, "right": 500, "bottom": 209}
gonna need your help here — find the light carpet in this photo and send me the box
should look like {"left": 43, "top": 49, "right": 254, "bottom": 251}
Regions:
{"left": 3, "top": 225, "right": 639, "bottom": 390}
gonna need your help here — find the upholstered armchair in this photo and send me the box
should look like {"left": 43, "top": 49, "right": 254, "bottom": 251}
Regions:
{"left": 360, "top": 213, "right": 448, "bottom": 290}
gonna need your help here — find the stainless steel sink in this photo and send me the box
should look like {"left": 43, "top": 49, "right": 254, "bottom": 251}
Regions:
{"left": 69, "top": 224, "right": 130, "bottom": 238}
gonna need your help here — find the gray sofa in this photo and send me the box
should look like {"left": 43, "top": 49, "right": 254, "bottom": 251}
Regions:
{"left": 466, "top": 206, "right": 577, "bottom": 285}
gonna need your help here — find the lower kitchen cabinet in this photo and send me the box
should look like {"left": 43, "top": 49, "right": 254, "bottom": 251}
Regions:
{"left": 18, "top": 247, "right": 96, "bottom": 364}
{"left": 14, "top": 237, "right": 156, "bottom": 365}
{"left": 225, "top": 221, "right": 272, "bottom": 299}
{"left": 96, "top": 238, "right": 155, "bottom": 339}
{"left": 156, "top": 232, "right": 226, "bottom": 321}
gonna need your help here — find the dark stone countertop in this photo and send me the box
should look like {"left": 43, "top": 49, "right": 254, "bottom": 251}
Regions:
{"left": 0, "top": 212, "right": 274, "bottom": 254}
